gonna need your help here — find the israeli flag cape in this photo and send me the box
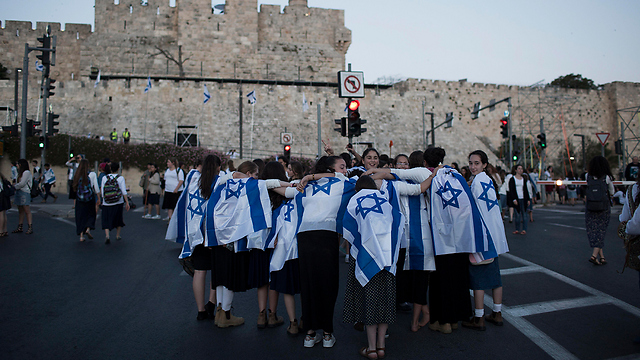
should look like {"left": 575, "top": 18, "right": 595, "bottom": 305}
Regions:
{"left": 295, "top": 176, "right": 356, "bottom": 234}
{"left": 266, "top": 199, "right": 300, "bottom": 272}
{"left": 399, "top": 181, "right": 436, "bottom": 271}
{"left": 343, "top": 181, "right": 405, "bottom": 287}
{"left": 469, "top": 172, "right": 509, "bottom": 260}
{"left": 206, "top": 177, "right": 272, "bottom": 247}
{"left": 165, "top": 169, "right": 207, "bottom": 259}
{"left": 429, "top": 167, "right": 486, "bottom": 255}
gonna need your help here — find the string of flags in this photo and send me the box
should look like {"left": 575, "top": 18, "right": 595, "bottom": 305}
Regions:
{"left": 247, "top": 89, "right": 257, "bottom": 105}
{"left": 144, "top": 76, "right": 152, "bottom": 93}
{"left": 203, "top": 85, "right": 211, "bottom": 104}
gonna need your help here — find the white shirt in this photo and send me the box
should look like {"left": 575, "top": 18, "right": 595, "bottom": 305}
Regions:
{"left": 101, "top": 173, "right": 128, "bottom": 206}
{"left": 164, "top": 168, "right": 185, "bottom": 192}
{"left": 514, "top": 177, "right": 525, "bottom": 199}
{"left": 621, "top": 184, "right": 640, "bottom": 235}
{"left": 15, "top": 170, "right": 32, "bottom": 193}
{"left": 43, "top": 168, "right": 56, "bottom": 184}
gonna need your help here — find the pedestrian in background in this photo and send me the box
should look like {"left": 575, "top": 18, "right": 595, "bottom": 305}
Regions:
{"left": 110, "top": 128, "right": 118, "bottom": 143}
{"left": 10, "top": 161, "right": 18, "bottom": 184}
{"left": 41, "top": 163, "right": 58, "bottom": 203}
{"left": 13, "top": 159, "right": 33, "bottom": 234}
{"left": 508, "top": 164, "right": 530, "bottom": 235}
{"left": 73, "top": 159, "right": 100, "bottom": 242}
{"left": 161, "top": 159, "right": 184, "bottom": 221}
{"left": 585, "top": 156, "right": 614, "bottom": 265}
{"left": 139, "top": 163, "right": 151, "bottom": 217}
{"left": 144, "top": 164, "right": 162, "bottom": 219}
{"left": 66, "top": 155, "right": 81, "bottom": 200}
{"left": 101, "top": 162, "right": 130, "bottom": 244}
{"left": 0, "top": 172, "right": 12, "bottom": 237}
{"left": 122, "top": 128, "right": 131, "bottom": 144}
{"left": 624, "top": 156, "right": 640, "bottom": 181}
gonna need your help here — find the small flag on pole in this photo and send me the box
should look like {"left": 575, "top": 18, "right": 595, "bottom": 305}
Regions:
{"left": 94, "top": 70, "right": 101, "bottom": 88}
{"left": 247, "top": 89, "right": 257, "bottom": 105}
{"left": 144, "top": 76, "right": 152, "bottom": 93}
{"left": 35, "top": 61, "right": 44, "bottom": 72}
{"left": 302, "top": 93, "right": 309, "bottom": 112}
{"left": 203, "top": 84, "right": 211, "bottom": 104}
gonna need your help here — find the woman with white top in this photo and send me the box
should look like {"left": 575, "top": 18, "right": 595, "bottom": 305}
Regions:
{"left": 585, "top": 156, "right": 614, "bottom": 265}
{"left": 101, "top": 162, "right": 130, "bottom": 244}
{"left": 508, "top": 165, "right": 530, "bottom": 235}
{"left": 13, "top": 159, "right": 33, "bottom": 234}
{"left": 73, "top": 159, "right": 101, "bottom": 242}
{"left": 162, "top": 159, "right": 185, "bottom": 221}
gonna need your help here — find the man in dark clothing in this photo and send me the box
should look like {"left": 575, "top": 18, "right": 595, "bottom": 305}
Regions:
{"left": 624, "top": 156, "right": 640, "bottom": 181}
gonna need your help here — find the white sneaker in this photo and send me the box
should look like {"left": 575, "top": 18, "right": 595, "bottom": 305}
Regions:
{"left": 142, "top": 214, "right": 152, "bottom": 219}
{"left": 152, "top": 215, "right": 161, "bottom": 220}
{"left": 303, "top": 332, "right": 322, "bottom": 348}
{"left": 163, "top": 216, "right": 171, "bottom": 221}
{"left": 322, "top": 333, "right": 336, "bottom": 348}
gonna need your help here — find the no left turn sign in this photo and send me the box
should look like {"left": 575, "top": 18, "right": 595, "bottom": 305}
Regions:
{"left": 338, "top": 71, "right": 365, "bottom": 98}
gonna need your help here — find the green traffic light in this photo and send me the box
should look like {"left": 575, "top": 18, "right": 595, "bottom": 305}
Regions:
{"left": 69, "top": 153, "right": 74, "bottom": 158}
{"left": 39, "top": 143, "right": 44, "bottom": 148}
{"left": 512, "top": 155, "right": 518, "bottom": 161}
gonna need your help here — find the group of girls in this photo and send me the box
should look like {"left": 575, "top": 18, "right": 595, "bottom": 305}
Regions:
{"left": 167, "top": 145, "right": 509, "bottom": 359}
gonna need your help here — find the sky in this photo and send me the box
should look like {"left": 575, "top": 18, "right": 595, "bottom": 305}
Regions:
{"left": 2, "top": 0, "right": 639, "bottom": 86}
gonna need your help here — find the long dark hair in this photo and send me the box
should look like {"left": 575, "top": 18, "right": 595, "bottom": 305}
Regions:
{"left": 261, "top": 161, "right": 288, "bottom": 209}
{"left": 200, "top": 155, "right": 221, "bottom": 199}
{"left": 17, "top": 159, "right": 29, "bottom": 181}
{"left": 72, "top": 159, "right": 91, "bottom": 191}
{"left": 423, "top": 147, "right": 445, "bottom": 168}
{"left": 237, "top": 161, "right": 259, "bottom": 176}
{"left": 355, "top": 175, "right": 377, "bottom": 192}
{"left": 288, "top": 161, "right": 305, "bottom": 181}
{"left": 408, "top": 151, "right": 424, "bottom": 168}
{"left": 588, "top": 156, "right": 612, "bottom": 179}
{"left": 312, "top": 156, "right": 342, "bottom": 174}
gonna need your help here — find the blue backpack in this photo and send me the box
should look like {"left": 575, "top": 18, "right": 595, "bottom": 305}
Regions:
{"left": 76, "top": 176, "right": 94, "bottom": 202}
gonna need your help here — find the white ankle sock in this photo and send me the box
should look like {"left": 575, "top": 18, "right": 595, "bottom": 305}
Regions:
{"left": 221, "top": 287, "right": 234, "bottom": 311}
{"left": 493, "top": 303, "right": 502, "bottom": 313}
{"left": 475, "top": 308, "right": 484, "bottom": 318}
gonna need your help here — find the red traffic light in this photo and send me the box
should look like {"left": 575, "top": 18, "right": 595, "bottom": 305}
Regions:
{"left": 348, "top": 100, "right": 360, "bottom": 111}
{"left": 284, "top": 145, "right": 291, "bottom": 151}
{"left": 500, "top": 119, "right": 508, "bottom": 126}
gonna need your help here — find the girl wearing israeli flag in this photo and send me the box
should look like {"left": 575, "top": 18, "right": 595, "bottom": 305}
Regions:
{"left": 461, "top": 150, "right": 508, "bottom": 331}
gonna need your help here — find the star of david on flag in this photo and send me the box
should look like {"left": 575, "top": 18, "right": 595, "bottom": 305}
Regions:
{"left": 203, "top": 84, "right": 211, "bottom": 104}
{"left": 311, "top": 177, "right": 341, "bottom": 196}
{"left": 144, "top": 76, "right": 152, "bottom": 93}
{"left": 477, "top": 181, "right": 499, "bottom": 212}
{"left": 187, "top": 191, "right": 207, "bottom": 217}
{"left": 225, "top": 179, "right": 246, "bottom": 199}
{"left": 283, "top": 201, "right": 295, "bottom": 222}
{"left": 355, "top": 192, "right": 387, "bottom": 219}
{"left": 436, "top": 180, "right": 463, "bottom": 209}
{"left": 247, "top": 89, "right": 256, "bottom": 105}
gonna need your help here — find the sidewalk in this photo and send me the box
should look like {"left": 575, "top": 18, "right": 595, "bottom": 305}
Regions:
{"left": 28, "top": 196, "right": 144, "bottom": 218}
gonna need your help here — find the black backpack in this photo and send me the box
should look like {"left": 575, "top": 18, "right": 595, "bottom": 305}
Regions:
{"left": 30, "top": 178, "right": 41, "bottom": 199}
{"left": 586, "top": 175, "right": 609, "bottom": 212}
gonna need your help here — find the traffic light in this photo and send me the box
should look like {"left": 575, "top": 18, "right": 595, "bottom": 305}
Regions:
{"left": 69, "top": 149, "right": 74, "bottom": 158}
{"left": 47, "top": 112, "right": 60, "bottom": 135}
{"left": 512, "top": 149, "right": 520, "bottom": 162}
{"left": 537, "top": 133, "right": 546, "bottom": 148}
{"left": 471, "top": 102, "right": 481, "bottom": 120}
{"left": 334, "top": 118, "right": 346, "bottom": 137}
{"left": 2, "top": 124, "right": 18, "bottom": 137}
{"left": 500, "top": 117, "right": 508, "bottom": 138}
{"left": 44, "top": 78, "right": 56, "bottom": 98}
{"left": 445, "top": 112, "right": 453, "bottom": 128}
{"left": 32, "top": 120, "right": 42, "bottom": 137}
{"left": 615, "top": 140, "right": 623, "bottom": 155}
{"left": 36, "top": 35, "right": 51, "bottom": 76}
{"left": 347, "top": 100, "right": 363, "bottom": 137}
{"left": 38, "top": 136, "right": 45, "bottom": 148}
{"left": 283, "top": 144, "right": 291, "bottom": 159}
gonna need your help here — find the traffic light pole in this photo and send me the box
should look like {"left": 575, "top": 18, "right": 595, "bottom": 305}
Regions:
{"left": 41, "top": 72, "right": 48, "bottom": 167}
{"left": 507, "top": 98, "right": 513, "bottom": 169}
{"left": 20, "top": 44, "right": 29, "bottom": 159}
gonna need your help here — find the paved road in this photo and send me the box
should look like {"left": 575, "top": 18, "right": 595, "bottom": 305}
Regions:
{"left": 1, "top": 198, "right": 639, "bottom": 359}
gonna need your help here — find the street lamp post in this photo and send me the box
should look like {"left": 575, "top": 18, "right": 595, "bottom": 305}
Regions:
{"left": 14, "top": 68, "right": 21, "bottom": 124}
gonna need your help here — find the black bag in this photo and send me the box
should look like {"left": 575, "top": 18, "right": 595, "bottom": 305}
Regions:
{"left": 30, "top": 178, "right": 41, "bottom": 199}
{"left": 585, "top": 175, "right": 609, "bottom": 212}
{"left": 2, "top": 180, "right": 15, "bottom": 197}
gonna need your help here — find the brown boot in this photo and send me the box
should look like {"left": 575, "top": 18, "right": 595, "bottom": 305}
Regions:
{"left": 287, "top": 319, "right": 299, "bottom": 337}
{"left": 257, "top": 309, "right": 267, "bottom": 329}
{"left": 461, "top": 316, "right": 486, "bottom": 331}
{"left": 217, "top": 309, "right": 244, "bottom": 328}
{"left": 213, "top": 304, "right": 222, "bottom": 326}
{"left": 485, "top": 311, "right": 504, "bottom": 326}
{"left": 267, "top": 310, "right": 284, "bottom": 328}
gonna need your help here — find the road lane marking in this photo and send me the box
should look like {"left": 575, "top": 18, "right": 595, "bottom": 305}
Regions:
{"left": 54, "top": 217, "right": 76, "bottom": 226}
{"left": 500, "top": 265, "right": 539, "bottom": 275}
{"left": 548, "top": 223, "right": 587, "bottom": 230}
{"left": 507, "top": 296, "right": 613, "bottom": 317}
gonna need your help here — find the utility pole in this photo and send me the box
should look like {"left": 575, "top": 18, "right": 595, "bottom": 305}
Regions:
{"left": 20, "top": 44, "right": 29, "bottom": 159}
{"left": 238, "top": 85, "right": 243, "bottom": 159}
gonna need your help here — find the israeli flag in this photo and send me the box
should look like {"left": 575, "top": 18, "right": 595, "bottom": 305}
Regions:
{"left": 207, "top": 177, "right": 272, "bottom": 246}
{"left": 166, "top": 170, "right": 208, "bottom": 259}
{"left": 429, "top": 167, "right": 486, "bottom": 255}
{"left": 35, "top": 60, "right": 44, "bottom": 72}
{"left": 247, "top": 89, "right": 257, "bottom": 105}
{"left": 267, "top": 200, "right": 300, "bottom": 272}
{"left": 144, "top": 76, "right": 152, "bottom": 93}
{"left": 203, "top": 84, "right": 211, "bottom": 104}
{"left": 295, "top": 176, "right": 356, "bottom": 234}
{"left": 402, "top": 188, "right": 436, "bottom": 271}
{"left": 302, "top": 93, "right": 309, "bottom": 112}
{"left": 94, "top": 70, "right": 101, "bottom": 88}
{"left": 343, "top": 181, "right": 405, "bottom": 287}
{"left": 469, "top": 172, "right": 509, "bottom": 260}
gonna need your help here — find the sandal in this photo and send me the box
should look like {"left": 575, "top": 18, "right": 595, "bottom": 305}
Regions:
{"left": 600, "top": 257, "right": 607, "bottom": 265}
{"left": 377, "top": 347, "right": 386, "bottom": 359}
{"left": 520, "top": 230, "right": 526, "bottom": 235}
{"left": 85, "top": 230, "right": 93, "bottom": 240}
{"left": 12, "top": 225, "right": 23, "bottom": 234}
{"left": 589, "top": 256, "right": 600, "bottom": 265}
{"left": 359, "top": 347, "right": 378, "bottom": 359}
{"left": 512, "top": 230, "right": 519, "bottom": 235}
{"left": 25, "top": 225, "right": 33, "bottom": 235}
{"left": 80, "top": 236, "right": 85, "bottom": 242}
{"left": 0, "top": 232, "right": 8, "bottom": 237}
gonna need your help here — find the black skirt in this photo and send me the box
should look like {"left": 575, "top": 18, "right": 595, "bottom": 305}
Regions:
{"left": 429, "top": 253, "right": 472, "bottom": 324}
{"left": 343, "top": 256, "right": 396, "bottom": 326}
{"left": 75, "top": 198, "right": 96, "bottom": 235}
{"left": 101, "top": 203, "right": 125, "bottom": 230}
{"left": 270, "top": 259, "right": 301, "bottom": 295}
{"left": 247, "top": 249, "right": 272, "bottom": 289}
{"left": 191, "top": 244, "right": 213, "bottom": 271}
{"left": 0, "top": 194, "right": 11, "bottom": 212}
{"left": 211, "top": 245, "right": 250, "bottom": 292}
{"left": 68, "top": 180, "right": 76, "bottom": 200}
{"left": 297, "top": 230, "right": 340, "bottom": 333}
{"left": 399, "top": 270, "right": 430, "bottom": 305}
{"left": 162, "top": 191, "right": 182, "bottom": 210}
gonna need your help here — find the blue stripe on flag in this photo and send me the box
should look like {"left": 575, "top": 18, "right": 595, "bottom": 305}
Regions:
{"left": 336, "top": 179, "right": 356, "bottom": 233}
{"left": 175, "top": 171, "right": 195, "bottom": 245}
{"left": 387, "top": 182, "right": 402, "bottom": 271}
{"left": 344, "top": 210, "right": 382, "bottom": 282}
{"left": 407, "top": 195, "right": 424, "bottom": 269}
{"left": 206, "top": 176, "right": 223, "bottom": 245}
{"left": 452, "top": 171, "right": 485, "bottom": 252}
{"left": 246, "top": 178, "right": 268, "bottom": 232}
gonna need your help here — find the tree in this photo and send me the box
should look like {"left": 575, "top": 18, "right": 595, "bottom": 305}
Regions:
{"left": 550, "top": 73, "right": 597, "bottom": 90}
{"left": 150, "top": 45, "right": 191, "bottom": 78}
{"left": 0, "top": 63, "right": 8, "bottom": 80}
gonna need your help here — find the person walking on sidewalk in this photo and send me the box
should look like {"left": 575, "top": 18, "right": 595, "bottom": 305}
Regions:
{"left": 13, "top": 159, "right": 33, "bottom": 234}
{"left": 143, "top": 164, "right": 162, "bottom": 219}
{"left": 73, "top": 159, "right": 100, "bottom": 242}
{"left": 41, "top": 163, "right": 58, "bottom": 203}
{"left": 100, "top": 162, "right": 130, "bottom": 244}
{"left": 162, "top": 159, "right": 184, "bottom": 221}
